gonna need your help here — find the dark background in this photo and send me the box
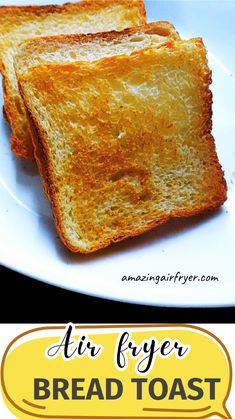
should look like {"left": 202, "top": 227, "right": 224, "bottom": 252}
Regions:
{"left": 1, "top": 265, "right": 234, "bottom": 323}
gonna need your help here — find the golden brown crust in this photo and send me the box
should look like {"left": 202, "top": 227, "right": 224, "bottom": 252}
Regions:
{"left": 2, "top": 68, "right": 10, "bottom": 123}
{"left": 17, "top": 21, "right": 179, "bottom": 52}
{"left": 19, "top": 38, "right": 227, "bottom": 254}
{"left": 19, "top": 93, "right": 68, "bottom": 225}
{"left": 0, "top": 0, "right": 146, "bottom": 160}
{"left": 0, "top": 0, "right": 146, "bottom": 61}
{"left": 13, "top": 21, "right": 179, "bottom": 161}
{"left": 1, "top": 59, "right": 35, "bottom": 159}
{"left": 10, "top": 134, "right": 34, "bottom": 160}
{"left": 14, "top": 23, "right": 180, "bottom": 184}
{"left": 62, "top": 202, "right": 227, "bottom": 254}
{"left": 2, "top": 106, "right": 8, "bottom": 123}
{"left": 23, "top": 103, "right": 52, "bottom": 196}
{"left": 0, "top": 0, "right": 146, "bottom": 18}
{"left": 2, "top": 69, "right": 11, "bottom": 122}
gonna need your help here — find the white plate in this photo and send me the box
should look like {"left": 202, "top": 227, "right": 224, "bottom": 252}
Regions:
{"left": 0, "top": 0, "right": 235, "bottom": 307}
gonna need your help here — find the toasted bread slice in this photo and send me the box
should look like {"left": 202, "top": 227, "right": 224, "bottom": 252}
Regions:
{"left": 0, "top": 0, "right": 146, "bottom": 160}
{"left": 15, "top": 21, "right": 180, "bottom": 192}
{"left": 19, "top": 38, "right": 227, "bottom": 253}
{"left": 15, "top": 21, "right": 180, "bottom": 76}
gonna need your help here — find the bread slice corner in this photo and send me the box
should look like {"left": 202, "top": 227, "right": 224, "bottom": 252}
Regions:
{"left": 18, "top": 37, "right": 227, "bottom": 253}
{"left": 0, "top": 0, "right": 147, "bottom": 160}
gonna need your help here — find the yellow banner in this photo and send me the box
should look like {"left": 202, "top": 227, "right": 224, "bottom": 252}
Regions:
{"left": 0, "top": 324, "right": 232, "bottom": 419}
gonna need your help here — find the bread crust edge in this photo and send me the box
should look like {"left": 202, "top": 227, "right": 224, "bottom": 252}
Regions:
{"left": 0, "top": 0, "right": 146, "bottom": 19}
{"left": 18, "top": 39, "right": 227, "bottom": 254}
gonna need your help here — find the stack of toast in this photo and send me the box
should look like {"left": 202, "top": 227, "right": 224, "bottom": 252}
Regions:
{"left": 0, "top": 0, "right": 227, "bottom": 254}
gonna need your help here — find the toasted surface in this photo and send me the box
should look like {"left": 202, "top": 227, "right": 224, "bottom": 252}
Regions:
{"left": 15, "top": 22, "right": 180, "bottom": 75}
{"left": 14, "top": 22, "right": 179, "bottom": 174}
{"left": 19, "top": 38, "right": 227, "bottom": 253}
{"left": 0, "top": 0, "right": 146, "bottom": 66}
{"left": 0, "top": 0, "right": 146, "bottom": 160}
